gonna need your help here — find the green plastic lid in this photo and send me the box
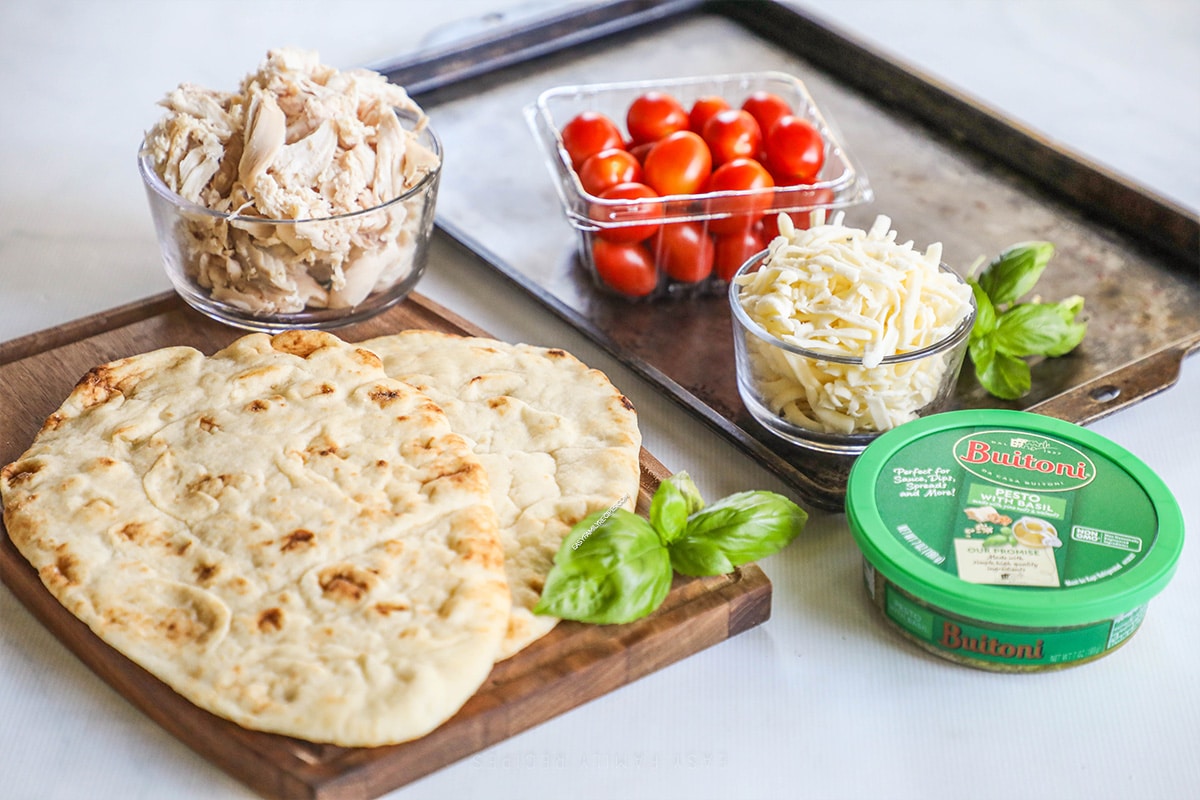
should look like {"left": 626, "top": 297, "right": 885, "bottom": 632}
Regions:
{"left": 846, "top": 409, "right": 1185, "bottom": 628}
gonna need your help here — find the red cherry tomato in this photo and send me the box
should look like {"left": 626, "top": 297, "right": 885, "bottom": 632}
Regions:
{"left": 703, "top": 158, "right": 775, "bottom": 236}
{"left": 714, "top": 226, "right": 767, "bottom": 282}
{"left": 577, "top": 148, "right": 643, "bottom": 196}
{"left": 629, "top": 141, "right": 655, "bottom": 164}
{"left": 643, "top": 130, "right": 712, "bottom": 196}
{"left": 560, "top": 111, "right": 624, "bottom": 168}
{"left": 701, "top": 109, "right": 763, "bottom": 166}
{"left": 591, "top": 239, "right": 658, "bottom": 297}
{"left": 741, "top": 91, "right": 793, "bottom": 139}
{"left": 626, "top": 91, "right": 689, "bottom": 145}
{"left": 592, "top": 182, "right": 663, "bottom": 243}
{"left": 653, "top": 221, "right": 714, "bottom": 283}
{"left": 688, "top": 95, "right": 731, "bottom": 134}
{"left": 764, "top": 115, "right": 826, "bottom": 183}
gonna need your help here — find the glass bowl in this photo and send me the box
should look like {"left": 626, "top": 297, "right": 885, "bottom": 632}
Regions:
{"left": 729, "top": 250, "right": 976, "bottom": 455}
{"left": 138, "top": 110, "right": 441, "bottom": 332}
{"left": 526, "top": 71, "right": 872, "bottom": 301}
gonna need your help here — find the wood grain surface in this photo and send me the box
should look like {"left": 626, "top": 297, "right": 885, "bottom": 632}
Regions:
{"left": 0, "top": 292, "right": 772, "bottom": 800}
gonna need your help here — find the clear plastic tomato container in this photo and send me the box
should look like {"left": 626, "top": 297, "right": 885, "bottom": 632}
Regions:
{"left": 526, "top": 71, "right": 873, "bottom": 300}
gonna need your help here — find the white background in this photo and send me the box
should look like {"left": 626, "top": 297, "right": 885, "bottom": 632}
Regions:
{"left": 0, "top": 2, "right": 1197, "bottom": 799}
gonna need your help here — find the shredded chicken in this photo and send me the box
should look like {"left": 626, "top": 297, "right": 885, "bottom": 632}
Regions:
{"left": 143, "top": 48, "right": 441, "bottom": 315}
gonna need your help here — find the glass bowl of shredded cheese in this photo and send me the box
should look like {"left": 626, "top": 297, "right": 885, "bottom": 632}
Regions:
{"left": 139, "top": 48, "right": 443, "bottom": 332}
{"left": 730, "top": 211, "right": 976, "bottom": 454}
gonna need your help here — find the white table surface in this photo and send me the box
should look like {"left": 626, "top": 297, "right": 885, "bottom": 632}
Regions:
{"left": 1, "top": 2, "right": 1197, "bottom": 799}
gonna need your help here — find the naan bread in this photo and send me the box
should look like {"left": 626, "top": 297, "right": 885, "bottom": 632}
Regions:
{"left": 361, "top": 331, "right": 642, "bottom": 658}
{"left": 0, "top": 331, "right": 509, "bottom": 747}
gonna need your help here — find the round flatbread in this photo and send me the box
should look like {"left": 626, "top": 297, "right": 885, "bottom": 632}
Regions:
{"left": 361, "top": 331, "right": 642, "bottom": 659}
{"left": 0, "top": 330, "right": 509, "bottom": 747}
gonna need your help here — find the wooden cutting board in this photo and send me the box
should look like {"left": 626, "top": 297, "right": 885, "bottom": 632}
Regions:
{"left": 0, "top": 292, "right": 772, "bottom": 800}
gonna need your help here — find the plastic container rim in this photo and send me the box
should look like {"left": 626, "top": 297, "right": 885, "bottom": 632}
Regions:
{"left": 526, "top": 70, "right": 873, "bottom": 231}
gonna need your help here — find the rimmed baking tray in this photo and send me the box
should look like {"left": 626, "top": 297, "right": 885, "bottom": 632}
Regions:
{"left": 376, "top": 0, "right": 1200, "bottom": 511}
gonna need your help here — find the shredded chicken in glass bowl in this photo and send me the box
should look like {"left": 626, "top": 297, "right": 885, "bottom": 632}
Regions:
{"left": 139, "top": 48, "right": 442, "bottom": 331}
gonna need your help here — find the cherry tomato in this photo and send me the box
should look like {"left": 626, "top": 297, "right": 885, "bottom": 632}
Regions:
{"left": 764, "top": 115, "right": 826, "bottom": 183}
{"left": 688, "top": 95, "right": 730, "bottom": 134}
{"left": 577, "top": 148, "right": 643, "bottom": 196}
{"left": 653, "top": 221, "right": 714, "bottom": 283}
{"left": 741, "top": 91, "right": 793, "bottom": 139}
{"left": 628, "top": 141, "right": 655, "bottom": 164}
{"left": 626, "top": 91, "right": 689, "bottom": 145}
{"left": 592, "top": 182, "right": 663, "bottom": 243}
{"left": 591, "top": 239, "right": 658, "bottom": 297}
{"left": 643, "top": 130, "right": 712, "bottom": 196}
{"left": 714, "top": 226, "right": 767, "bottom": 282}
{"left": 703, "top": 158, "right": 775, "bottom": 235}
{"left": 701, "top": 109, "right": 762, "bottom": 166}
{"left": 560, "top": 111, "right": 624, "bottom": 168}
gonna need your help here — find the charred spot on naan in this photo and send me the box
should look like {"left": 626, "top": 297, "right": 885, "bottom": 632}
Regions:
{"left": 40, "top": 412, "right": 68, "bottom": 433}
{"left": 446, "top": 506, "right": 505, "bottom": 572}
{"left": 317, "top": 564, "right": 377, "bottom": 603}
{"left": 111, "top": 520, "right": 162, "bottom": 546}
{"left": 71, "top": 363, "right": 124, "bottom": 409}
{"left": 303, "top": 433, "right": 341, "bottom": 460}
{"left": 280, "top": 528, "right": 316, "bottom": 552}
{"left": 269, "top": 329, "right": 346, "bottom": 360}
{"left": 194, "top": 562, "right": 221, "bottom": 585}
{"left": 368, "top": 384, "right": 407, "bottom": 407}
{"left": 257, "top": 607, "right": 284, "bottom": 632}
{"left": 244, "top": 395, "right": 287, "bottom": 413}
{"left": 0, "top": 458, "right": 43, "bottom": 487}
{"left": 40, "top": 545, "right": 81, "bottom": 590}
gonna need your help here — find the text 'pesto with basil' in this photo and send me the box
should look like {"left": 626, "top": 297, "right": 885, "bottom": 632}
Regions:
{"left": 846, "top": 409, "right": 1183, "bottom": 672}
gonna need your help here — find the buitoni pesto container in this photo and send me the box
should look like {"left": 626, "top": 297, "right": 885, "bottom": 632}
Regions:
{"left": 846, "top": 409, "right": 1184, "bottom": 672}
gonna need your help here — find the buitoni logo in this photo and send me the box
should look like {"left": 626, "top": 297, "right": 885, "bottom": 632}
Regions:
{"left": 952, "top": 429, "right": 1095, "bottom": 491}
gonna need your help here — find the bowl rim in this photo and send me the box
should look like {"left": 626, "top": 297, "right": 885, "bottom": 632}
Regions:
{"left": 137, "top": 108, "right": 442, "bottom": 225}
{"left": 727, "top": 248, "right": 978, "bottom": 366}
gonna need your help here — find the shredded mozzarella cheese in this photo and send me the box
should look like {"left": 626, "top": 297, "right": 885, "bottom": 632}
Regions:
{"left": 735, "top": 211, "right": 973, "bottom": 435}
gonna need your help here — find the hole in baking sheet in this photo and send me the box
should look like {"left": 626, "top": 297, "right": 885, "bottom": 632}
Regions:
{"left": 1089, "top": 385, "right": 1121, "bottom": 403}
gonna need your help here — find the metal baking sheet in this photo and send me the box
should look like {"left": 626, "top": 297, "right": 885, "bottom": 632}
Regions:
{"left": 380, "top": 0, "right": 1200, "bottom": 510}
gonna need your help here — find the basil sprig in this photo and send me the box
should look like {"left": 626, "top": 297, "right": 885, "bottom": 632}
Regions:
{"left": 967, "top": 242, "right": 1087, "bottom": 400}
{"left": 534, "top": 472, "right": 807, "bottom": 625}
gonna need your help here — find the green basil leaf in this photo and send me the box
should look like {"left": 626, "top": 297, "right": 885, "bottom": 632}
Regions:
{"left": 534, "top": 509, "right": 672, "bottom": 624}
{"left": 973, "top": 347, "right": 1032, "bottom": 400}
{"left": 668, "top": 491, "right": 807, "bottom": 577}
{"left": 968, "top": 333, "right": 995, "bottom": 371}
{"left": 1044, "top": 295, "right": 1087, "bottom": 356}
{"left": 978, "top": 242, "right": 1054, "bottom": 307}
{"left": 993, "top": 303, "right": 1085, "bottom": 357}
{"left": 967, "top": 279, "right": 997, "bottom": 343}
{"left": 649, "top": 471, "right": 705, "bottom": 544}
